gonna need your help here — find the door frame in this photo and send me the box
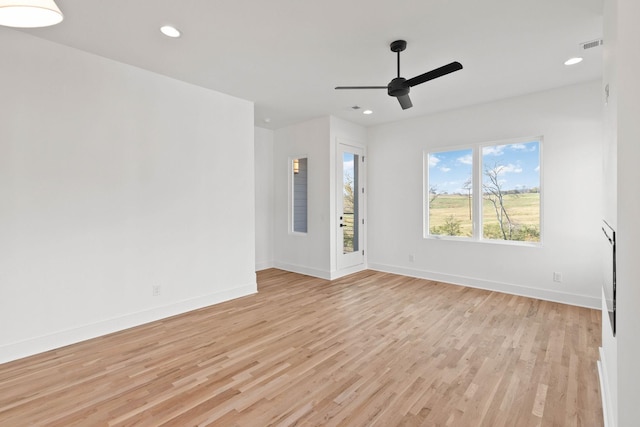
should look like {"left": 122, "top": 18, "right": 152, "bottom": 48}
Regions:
{"left": 336, "top": 139, "right": 366, "bottom": 273}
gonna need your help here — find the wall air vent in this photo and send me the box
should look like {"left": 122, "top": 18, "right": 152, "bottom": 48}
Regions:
{"left": 580, "top": 39, "right": 603, "bottom": 50}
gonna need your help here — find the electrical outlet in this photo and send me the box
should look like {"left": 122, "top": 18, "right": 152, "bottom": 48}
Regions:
{"left": 553, "top": 272, "right": 563, "bottom": 283}
{"left": 409, "top": 254, "right": 415, "bottom": 262}
{"left": 152, "top": 285, "right": 161, "bottom": 296}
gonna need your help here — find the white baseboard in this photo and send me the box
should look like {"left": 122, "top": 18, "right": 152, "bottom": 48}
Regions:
{"left": 328, "top": 264, "right": 368, "bottom": 280}
{"left": 273, "top": 261, "right": 333, "bottom": 280}
{"left": 367, "top": 263, "right": 601, "bottom": 309}
{"left": 0, "top": 283, "right": 257, "bottom": 365}
{"left": 273, "top": 261, "right": 368, "bottom": 281}
{"left": 598, "top": 347, "right": 615, "bottom": 427}
{"left": 256, "top": 260, "right": 275, "bottom": 271}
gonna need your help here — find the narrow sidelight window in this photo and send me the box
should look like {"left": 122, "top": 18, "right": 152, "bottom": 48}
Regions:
{"left": 292, "top": 157, "right": 308, "bottom": 233}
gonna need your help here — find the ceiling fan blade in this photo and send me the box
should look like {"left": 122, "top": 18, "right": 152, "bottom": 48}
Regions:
{"left": 335, "top": 86, "right": 387, "bottom": 90}
{"left": 406, "top": 61, "right": 463, "bottom": 87}
{"left": 397, "top": 94, "right": 413, "bottom": 110}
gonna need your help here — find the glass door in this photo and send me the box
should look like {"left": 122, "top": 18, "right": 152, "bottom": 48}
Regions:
{"left": 337, "top": 143, "right": 365, "bottom": 270}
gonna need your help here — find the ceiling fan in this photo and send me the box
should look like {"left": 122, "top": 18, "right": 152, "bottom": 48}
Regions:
{"left": 335, "top": 40, "right": 463, "bottom": 110}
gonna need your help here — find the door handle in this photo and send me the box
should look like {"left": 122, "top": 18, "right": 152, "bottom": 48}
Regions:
{"left": 340, "top": 223, "right": 344, "bottom": 227}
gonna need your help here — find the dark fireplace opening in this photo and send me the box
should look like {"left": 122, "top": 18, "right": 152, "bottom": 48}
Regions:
{"left": 602, "top": 220, "right": 616, "bottom": 336}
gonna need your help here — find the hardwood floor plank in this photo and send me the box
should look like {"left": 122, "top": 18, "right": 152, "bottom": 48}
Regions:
{"left": 0, "top": 269, "right": 603, "bottom": 426}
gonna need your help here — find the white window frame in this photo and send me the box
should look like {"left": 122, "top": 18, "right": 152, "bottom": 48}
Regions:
{"left": 425, "top": 136, "right": 543, "bottom": 246}
{"left": 424, "top": 145, "right": 476, "bottom": 241}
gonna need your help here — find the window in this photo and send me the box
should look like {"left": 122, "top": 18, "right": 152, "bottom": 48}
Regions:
{"left": 427, "top": 148, "right": 473, "bottom": 237}
{"left": 426, "top": 138, "right": 541, "bottom": 243}
{"left": 481, "top": 141, "right": 540, "bottom": 242}
{"left": 292, "top": 157, "right": 308, "bottom": 233}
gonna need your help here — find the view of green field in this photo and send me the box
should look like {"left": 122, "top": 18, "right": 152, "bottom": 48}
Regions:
{"left": 428, "top": 193, "right": 540, "bottom": 241}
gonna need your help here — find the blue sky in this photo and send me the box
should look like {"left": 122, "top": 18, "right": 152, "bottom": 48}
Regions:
{"left": 428, "top": 141, "right": 540, "bottom": 194}
{"left": 343, "top": 153, "right": 354, "bottom": 178}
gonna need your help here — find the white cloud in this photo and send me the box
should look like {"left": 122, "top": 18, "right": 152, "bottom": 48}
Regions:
{"left": 343, "top": 159, "right": 354, "bottom": 176}
{"left": 482, "top": 145, "right": 505, "bottom": 156}
{"left": 429, "top": 155, "right": 440, "bottom": 167}
{"left": 535, "top": 165, "right": 540, "bottom": 172}
{"left": 440, "top": 167, "right": 451, "bottom": 172}
{"left": 491, "top": 163, "right": 523, "bottom": 176}
{"left": 501, "top": 163, "right": 523, "bottom": 174}
{"left": 511, "top": 142, "right": 538, "bottom": 152}
{"left": 457, "top": 154, "right": 472, "bottom": 165}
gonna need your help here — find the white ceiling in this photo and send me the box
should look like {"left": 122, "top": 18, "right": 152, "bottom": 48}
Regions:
{"left": 20, "top": 0, "right": 603, "bottom": 129}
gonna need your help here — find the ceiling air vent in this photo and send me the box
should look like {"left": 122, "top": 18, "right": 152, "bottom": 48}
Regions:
{"left": 580, "top": 39, "right": 603, "bottom": 50}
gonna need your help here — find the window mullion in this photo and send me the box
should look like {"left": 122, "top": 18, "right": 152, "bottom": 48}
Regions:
{"left": 472, "top": 147, "right": 481, "bottom": 240}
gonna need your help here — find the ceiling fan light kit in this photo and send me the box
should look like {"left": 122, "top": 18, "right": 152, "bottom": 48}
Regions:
{"left": 336, "top": 40, "right": 463, "bottom": 110}
{"left": 0, "top": 0, "right": 63, "bottom": 28}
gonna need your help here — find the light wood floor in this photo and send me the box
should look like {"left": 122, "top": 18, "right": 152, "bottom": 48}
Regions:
{"left": 0, "top": 269, "right": 602, "bottom": 426}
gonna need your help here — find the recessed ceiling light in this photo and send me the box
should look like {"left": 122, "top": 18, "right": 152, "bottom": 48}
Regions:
{"left": 160, "top": 25, "right": 181, "bottom": 38}
{"left": 564, "top": 57, "right": 583, "bottom": 66}
{"left": 363, "top": 110, "right": 373, "bottom": 115}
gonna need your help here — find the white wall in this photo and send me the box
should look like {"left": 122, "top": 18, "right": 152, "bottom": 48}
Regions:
{"left": 273, "top": 117, "right": 332, "bottom": 278}
{"left": 612, "top": 0, "right": 640, "bottom": 425}
{"left": 0, "top": 29, "right": 256, "bottom": 363}
{"left": 272, "top": 116, "right": 366, "bottom": 279}
{"left": 367, "top": 81, "right": 603, "bottom": 308}
{"left": 255, "top": 127, "right": 275, "bottom": 271}
{"left": 600, "top": 0, "right": 618, "bottom": 423}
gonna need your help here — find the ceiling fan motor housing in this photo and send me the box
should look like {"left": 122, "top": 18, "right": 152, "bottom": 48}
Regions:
{"left": 390, "top": 39, "right": 407, "bottom": 53}
{"left": 388, "top": 77, "right": 409, "bottom": 97}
